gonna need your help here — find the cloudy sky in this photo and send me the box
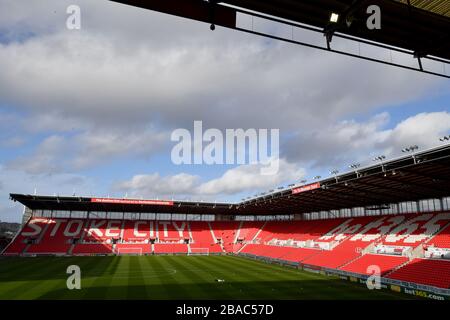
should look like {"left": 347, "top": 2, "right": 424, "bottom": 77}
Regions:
{"left": 0, "top": 0, "right": 449, "bottom": 222}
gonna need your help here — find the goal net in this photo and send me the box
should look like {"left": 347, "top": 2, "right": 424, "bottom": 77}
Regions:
{"left": 188, "top": 248, "right": 209, "bottom": 256}
{"left": 116, "top": 247, "right": 143, "bottom": 255}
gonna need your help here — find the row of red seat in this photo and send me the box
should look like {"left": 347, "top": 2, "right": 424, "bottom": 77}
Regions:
{"left": 387, "top": 258, "right": 450, "bottom": 289}
{"left": 4, "top": 213, "right": 450, "bottom": 255}
{"left": 6, "top": 213, "right": 450, "bottom": 249}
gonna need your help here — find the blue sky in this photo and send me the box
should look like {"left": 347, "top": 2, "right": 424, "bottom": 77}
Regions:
{"left": 0, "top": 0, "right": 449, "bottom": 222}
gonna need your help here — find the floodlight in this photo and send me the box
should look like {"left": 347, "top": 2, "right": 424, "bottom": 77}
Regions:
{"left": 330, "top": 13, "right": 339, "bottom": 23}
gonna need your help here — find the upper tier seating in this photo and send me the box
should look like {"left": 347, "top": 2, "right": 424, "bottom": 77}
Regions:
{"left": 2, "top": 219, "right": 47, "bottom": 255}
{"left": 190, "top": 222, "right": 223, "bottom": 253}
{"left": 210, "top": 222, "right": 240, "bottom": 252}
{"left": 122, "top": 221, "right": 154, "bottom": 242}
{"left": 157, "top": 221, "right": 189, "bottom": 241}
{"left": 27, "top": 219, "right": 83, "bottom": 254}
{"left": 381, "top": 212, "right": 450, "bottom": 247}
{"left": 237, "top": 221, "right": 265, "bottom": 242}
{"left": 83, "top": 219, "right": 122, "bottom": 242}
{"left": 428, "top": 223, "right": 450, "bottom": 249}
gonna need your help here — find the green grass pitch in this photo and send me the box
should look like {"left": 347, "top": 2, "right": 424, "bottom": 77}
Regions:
{"left": 0, "top": 255, "right": 414, "bottom": 300}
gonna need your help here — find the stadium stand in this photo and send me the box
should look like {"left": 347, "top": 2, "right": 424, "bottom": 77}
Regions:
{"left": 157, "top": 221, "right": 189, "bottom": 242}
{"left": 210, "top": 221, "right": 240, "bottom": 252}
{"left": 27, "top": 219, "right": 82, "bottom": 254}
{"left": 3, "top": 212, "right": 450, "bottom": 290}
{"left": 190, "top": 221, "right": 223, "bottom": 253}
{"left": 241, "top": 244, "right": 318, "bottom": 262}
{"left": 387, "top": 258, "right": 450, "bottom": 289}
{"left": 122, "top": 220, "right": 153, "bottom": 242}
{"left": 428, "top": 223, "right": 450, "bottom": 249}
{"left": 154, "top": 243, "right": 188, "bottom": 254}
{"left": 83, "top": 219, "right": 122, "bottom": 242}
{"left": 73, "top": 243, "right": 113, "bottom": 255}
{"left": 340, "top": 254, "right": 409, "bottom": 275}
{"left": 115, "top": 243, "right": 152, "bottom": 255}
{"left": 301, "top": 240, "right": 363, "bottom": 269}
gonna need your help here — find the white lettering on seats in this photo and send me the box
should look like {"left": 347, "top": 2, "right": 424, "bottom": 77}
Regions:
{"left": 87, "top": 220, "right": 106, "bottom": 237}
{"left": 134, "top": 221, "right": 148, "bottom": 237}
{"left": 173, "top": 221, "right": 186, "bottom": 237}
{"left": 159, "top": 221, "right": 171, "bottom": 237}
{"left": 319, "top": 219, "right": 365, "bottom": 241}
{"left": 49, "top": 219, "right": 67, "bottom": 236}
{"left": 149, "top": 221, "right": 155, "bottom": 237}
{"left": 320, "top": 219, "right": 354, "bottom": 241}
{"left": 64, "top": 220, "right": 83, "bottom": 237}
{"left": 105, "top": 221, "right": 121, "bottom": 237}
{"left": 350, "top": 215, "right": 405, "bottom": 242}
{"left": 21, "top": 220, "right": 45, "bottom": 237}
{"left": 404, "top": 212, "right": 450, "bottom": 244}
{"left": 385, "top": 214, "right": 433, "bottom": 244}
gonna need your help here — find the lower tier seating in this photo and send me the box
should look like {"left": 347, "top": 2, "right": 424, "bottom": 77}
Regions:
{"left": 190, "top": 243, "right": 223, "bottom": 253}
{"left": 387, "top": 258, "right": 450, "bottom": 289}
{"left": 241, "top": 244, "right": 319, "bottom": 262}
{"left": 301, "top": 241, "right": 364, "bottom": 269}
{"left": 115, "top": 243, "right": 152, "bottom": 254}
{"left": 340, "top": 254, "right": 408, "bottom": 275}
{"left": 72, "top": 243, "right": 113, "bottom": 255}
{"left": 154, "top": 243, "right": 188, "bottom": 254}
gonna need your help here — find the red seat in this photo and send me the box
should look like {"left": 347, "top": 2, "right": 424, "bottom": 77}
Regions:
{"left": 340, "top": 254, "right": 408, "bottom": 275}
{"left": 387, "top": 258, "right": 450, "bottom": 289}
{"left": 72, "top": 243, "right": 113, "bottom": 255}
{"left": 154, "top": 243, "right": 188, "bottom": 254}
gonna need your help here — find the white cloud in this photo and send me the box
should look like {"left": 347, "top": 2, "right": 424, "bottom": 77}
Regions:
{"left": 0, "top": 164, "right": 95, "bottom": 222}
{"left": 284, "top": 111, "right": 450, "bottom": 169}
{"left": 6, "top": 135, "right": 67, "bottom": 174}
{"left": 115, "top": 173, "right": 201, "bottom": 197}
{"left": 71, "top": 128, "right": 169, "bottom": 169}
{"left": 0, "top": 0, "right": 449, "bottom": 221}
{"left": 384, "top": 112, "right": 450, "bottom": 150}
{"left": 114, "top": 158, "right": 305, "bottom": 199}
{"left": 197, "top": 159, "right": 305, "bottom": 195}
{"left": 0, "top": 0, "right": 444, "bottom": 134}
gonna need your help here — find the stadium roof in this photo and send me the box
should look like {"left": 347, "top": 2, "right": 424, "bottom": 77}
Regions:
{"left": 10, "top": 144, "right": 450, "bottom": 216}
{"left": 110, "top": 0, "right": 450, "bottom": 65}
{"left": 394, "top": 0, "right": 450, "bottom": 17}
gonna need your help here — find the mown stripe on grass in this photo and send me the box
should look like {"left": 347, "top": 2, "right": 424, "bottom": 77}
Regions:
{"left": 5, "top": 258, "right": 73, "bottom": 299}
{"left": 104, "top": 256, "right": 132, "bottom": 299}
{"left": 0, "top": 257, "right": 66, "bottom": 298}
{"left": 140, "top": 255, "right": 190, "bottom": 299}
{"left": 125, "top": 256, "right": 148, "bottom": 299}
{"left": 178, "top": 256, "right": 245, "bottom": 299}
{"left": 41, "top": 256, "right": 116, "bottom": 299}
{"left": 194, "top": 256, "right": 294, "bottom": 299}
{"left": 162, "top": 256, "right": 234, "bottom": 300}
{"left": 80, "top": 256, "right": 121, "bottom": 299}
{"left": 137, "top": 255, "right": 172, "bottom": 299}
